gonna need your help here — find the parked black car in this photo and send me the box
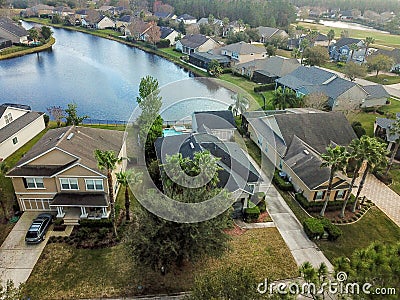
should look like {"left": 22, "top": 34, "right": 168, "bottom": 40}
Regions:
{"left": 25, "top": 213, "right": 53, "bottom": 244}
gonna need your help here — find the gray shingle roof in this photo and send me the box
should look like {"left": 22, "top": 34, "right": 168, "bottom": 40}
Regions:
{"left": 333, "top": 37, "right": 362, "bottom": 48}
{"left": 51, "top": 192, "right": 108, "bottom": 207}
{"left": 256, "top": 26, "right": 280, "bottom": 39}
{"left": 0, "top": 17, "right": 28, "bottom": 38}
{"left": 193, "top": 110, "right": 236, "bottom": 131}
{"left": 179, "top": 34, "right": 212, "bottom": 49}
{"left": 0, "top": 111, "right": 43, "bottom": 144}
{"left": 299, "top": 77, "right": 359, "bottom": 100}
{"left": 160, "top": 26, "right": 174, "bottom": 39}
{"left": 177, "top": 14, "right": 196, "bottom": 20}
{"left": 276, "top": 66, "right": 337, "bottom": 90}
{"left": 189, "top": 51, "right": 231, "bottom": 63}
{"left": 242, "top": 56, "right": 300, "bottom": 78}
{"left": 220, "top": 41, "right": 266, "bottom": 55}
{"left": 363, "top": 84, "right": 390, "bottom": 100}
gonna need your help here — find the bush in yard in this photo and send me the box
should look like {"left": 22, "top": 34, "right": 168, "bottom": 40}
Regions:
{"left": 244, "top": 206, "right": 260, "bottom": 222}
{"left": 79, "top": 219, "right": 113, "bottom": 228}
{"left": 273, "top": 171, "right": 293, "bottom": 191}
{"left": 303, "top": 218, "right": 324, "bottom": 239}
{"left": 156, "top": 39, "right": 170, "bottom": 48}
{"left": 254, "top": 83, "right": 275, "bottom": 92}
{"left": 320, "top": 218, "right": 342, "bottom": 241}
{"left": 257, "top": 200, "right": 266, "bottom": 213}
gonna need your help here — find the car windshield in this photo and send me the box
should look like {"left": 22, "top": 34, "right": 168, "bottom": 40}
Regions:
{"left": 26, "top": 231, "right": 38, "bottom": 238}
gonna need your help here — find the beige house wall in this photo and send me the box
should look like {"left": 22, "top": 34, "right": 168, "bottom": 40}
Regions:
{"left": 97, "top": 17, "right": 115, "bottom": 29}
{"left": 198, "top": 38, "right": 219, "bottom": 52}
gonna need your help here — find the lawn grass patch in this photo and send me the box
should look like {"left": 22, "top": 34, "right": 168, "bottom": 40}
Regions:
{"left": 315, "top": 207, "right": 400, "bottom": 261}
{"left": 0, "top": 37, "right": 55, "bottom": 60}
{"left": 82, "top": 124, "right": 126, "bottom": 131}
{"left": 365, "top": 74, "right": 400, "bottom": 85}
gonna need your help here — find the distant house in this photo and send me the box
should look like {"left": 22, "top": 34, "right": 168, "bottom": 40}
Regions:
{"left": 222, "top": 21, "right": 245, "bottom": 37}
{"left": 197, "top": 17, "right": 223, "bottom": 27}
{"left": 0, "top": 37, "right": 12, "bottom": 50}
{"left": 340, "top": 10, "right": 353, "bottom": 20}
{"left": 53, "top": 6, "right": 74, "bottom": 17}
{"left": 176, "top": 13, "right": 197, "bottom": 25}
{"left": 218, "top": 42, "right": 267, "bottom": 64}
{"left": 308, "top": 33, "right": 329, "bottom": 47}
{"left": 175, "top": 34, "right": 219, "bottom": 54}
{"left": 242, "top": 110, "right": 356, "bottom": 202}
{"left": 154, "top": 11, "right": 176, "bottom": 20}
{"left": 329, "top": 38, "right": 365, "bottom": 62}
{"left": 369, "top": 48, "right": 400, "bottom": 72}
{"left": 116, "top": 15, "right": 134, "bottom": 34}
{"left": 192, "top": 110, "right": 237, "bottom": 141}
{"left": 189, "top": 51, "right": 231, "bottom": 69}
{"left": 256, "top": 26, "right": 289, "bottom": 44}
{"left": 6, "top": 126, "right": 126, "bottom": 224}
{"left": 95, "top": 16, "right": 115, "bottom": 29}
{"left": 232, "top": 56, "right": 300, "bottom": 83}
{"left": 22, "top": 4, "right": 55, "bottom": 17}
{"left": 362, "top": 85, "right": 390, "bottom": 108}
{"left": 0, "top": 103, "right": 45, "bottom": 161}
{"left": 160, "top": 26, "right": 180, "bottom": 45}
{"left": 0, "top": 17, "right": 29, "bottom": 44}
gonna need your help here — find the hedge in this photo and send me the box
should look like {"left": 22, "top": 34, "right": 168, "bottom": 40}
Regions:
{"left": 320, "top": 218, "right": 343, "bottom": 241}
{"left": 254, "top": 83, "right": 275, "bottom": 92}
{"left": 244, "top": 206, "right": 260, "bottom": 222}
{"left": 295, "top": 193, "right": 355, "bottom": 212}
{"left": 156, "top": 39, "right": 170, "bottom": 48}
{"left": 303, "top": 218, "right": 324, "bottom": 239}
{"left": 79, "top": 219, "right": 113, "bottom": 228}
{"left": 273, "top": 171, "right": 293, "bottom": 191}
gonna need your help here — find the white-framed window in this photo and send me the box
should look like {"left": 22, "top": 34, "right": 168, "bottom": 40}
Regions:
{"left": 336, "top": 190, "right": 345, "bottom": 199}
{"left": 60, "top": 178, "right": 79, "bottom": 190}
{"left": 85, "top": 179, "right": 104, "bottom": 191}
{"left": 12, "top": 137, "right": 18, "bottom": 145}
{"left": 25, "top": 177, "right": 44, "bottom": 189}
{"left": 4, "top": 113, "right": 13, "bottom": 124}
{"left": 315, "top": 191, "right": 324, "bottom": 200}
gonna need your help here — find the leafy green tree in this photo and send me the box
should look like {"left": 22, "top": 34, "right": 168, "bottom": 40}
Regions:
{"left": 299, "top": 38, "right": 310, "bottom": 64}
{"left": 272, "top": 86, "right": 299, "bottom": 110}
{"left": 207, "top": 59, "right": 223, "bottom": 77}
{"left": 51, "top": 14, "right": 62, "bottom": 24}
{"left": 302, "top": 45, "right": 329, "bottom": 66}
{"left": 231, "top": 93, "right": 249, "bottom": 116}
{"left": 367, "top": 54, "right": 394, "bottom": 77}
{"left": 28, "top": 28, "right": 39, "bottom": 42}
{"left": 127, "top": 152, "right": 232, "bottom": 273}
{"left": 94, "top": 149, "right": 122, "bottom": 237}
{"left": 299, "top": 262, "right": 329, "bottom": 299}
{"left": 352, "top": 136, "right": 388, "bottom": 212}
{"left": 385, "top": 119, "right": 400, "bottom": 175}
{"left": 327, "top": 29, "right": 335, "bottom": 46}
{"left": 334, "top": 241, "right": 400, "bottom": 299}
{"left": 266, "top": 44, "right": 276, "bottom": 57}
{"left": 116, "top": 170, "right": 142, "bottom": 221}
{"left": 64, "top": 103, "right": 88, "bottom": 126}
{"left": 178, "top": 20, "right": 186, "bottom": 34}
{"left": 344, "top": 62, "right": 367, "bottom": 81}
{"left": 189, "top": 266, "right": 261, "bottom": 300}
{"left": 40, "top": 26, "right": 52, "bottom": 41}
{"left": 320, "top": 145, "right": 349, "bottom": 217}
{"left": 0, "top": 279, "right": 22, "bottom": 300}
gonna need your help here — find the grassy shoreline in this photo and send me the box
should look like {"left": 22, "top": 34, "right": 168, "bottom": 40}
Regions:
{"left": 0, "top": 36, "right": 55, "bottom": 60}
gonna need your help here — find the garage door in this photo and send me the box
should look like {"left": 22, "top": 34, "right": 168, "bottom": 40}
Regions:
{"left": 21, "top": 199, "right": 54, "bottom": 211}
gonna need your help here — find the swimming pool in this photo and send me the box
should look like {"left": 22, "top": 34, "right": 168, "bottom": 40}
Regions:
{"left": 162, "top": 128, "right": 184, "bottom": 137}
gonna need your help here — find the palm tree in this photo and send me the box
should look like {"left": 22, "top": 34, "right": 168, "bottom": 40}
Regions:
{"left": 94, "top": 149, "right": 122, "bottom": 237}
{"left": 272, "top": 86, "right": 286, "bottom": 110}
{"left": 231, "top": 93, "right": 249, "bottom": 116}
{"left": 327, "top": 29, "right": 335, "bottom": 47}
{"left": 364, "top": 36, "right": 375, "bottom": 59}
{"left": 385, "top": 119, "right": 400, "bottom": 175}
{"left": 349, "top": 43, "right": 359, "bottom": 61}
{"left": 0, "top": 162, "right": 9, "bottom": 221}
{"left": 352, "top": 137, "right": 388, "bottom": 212}
{"left": 320, "top": 145, "right": 348, "bottom": 217}
{"left": 340, "top": 138, "right": 364, "bottom": 218}
{"left": 116, "top": 170, "right": 142, "bottom": 221}
{"left": 300, "top": 38, "right": 310, "bottom": 64}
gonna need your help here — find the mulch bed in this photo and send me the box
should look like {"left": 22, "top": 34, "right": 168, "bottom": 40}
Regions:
{"left": 224, "top": 224, "right": 247, "bottom": 236}
{"left": 309, "top": 203, "right": 373, "bottom": 224}
{"left": 256, "top": 211, "right": 272, "bottom": 223}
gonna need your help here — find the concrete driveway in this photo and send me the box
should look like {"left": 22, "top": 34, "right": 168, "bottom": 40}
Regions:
{"left": 0, "top": 212, "right": 51, "bottom": 287}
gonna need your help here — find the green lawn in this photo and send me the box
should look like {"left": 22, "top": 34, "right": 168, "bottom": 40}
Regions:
{"left": 389, "top": 165, "right": 400, "bottom": 195}
{"left": 297, "top": 21, "right": 400, "bottom": 48}
{"left": 315, "top": 207, "right": 400, "bottom": 261}
{"left": 365, "top": 74, "right": 400, "bottom": 85}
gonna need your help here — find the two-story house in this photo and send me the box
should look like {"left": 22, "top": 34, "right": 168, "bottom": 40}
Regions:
{"left": 175, "top": 34, "right": 219, "bottom": 54}
{"left": 0, "top": 103, "right": 45, "bottom": 161}
{"left": 329, "top": 38, "right": 365, "bottom": 62}
{"left": 6, "top": 126, "right": 126, "bottom": 225}
{"left": 0, "top": 17, "right": 29, "bottom": 44}
{"left": 218, "top": 42, "right": 267, "bottom": 65}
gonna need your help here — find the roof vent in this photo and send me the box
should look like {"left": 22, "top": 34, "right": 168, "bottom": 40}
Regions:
{"left": 190, "top": 142, "right": 195, "bottom": 149}
{"left": 66, "top": 133, "right": 74, "bottom": 140}
{"left": 303, "top": 149, "right": 310, "bottom": 155}
{"left": 57, "top": 132, "right": 65, "bottom": 140}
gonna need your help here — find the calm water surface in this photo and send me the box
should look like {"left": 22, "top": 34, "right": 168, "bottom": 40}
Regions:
{"left": 0, "top": 22, "right": 233, "bottom": 121}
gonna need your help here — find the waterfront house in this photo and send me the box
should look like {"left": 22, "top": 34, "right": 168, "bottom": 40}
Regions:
{"left": 22, "top": 4, "right": 55, "bottom": 17}
{"left": 176, "top": 14, "right": 197, "bottom": 25}
{"left": 329, "top": 37, "right": 365, "bottom": 62}
{"left": 53, "top": 6, "right": 74, "bottom": 17}
{"left": 218, "top": 42, "right": 267, "bottom": 65}
{"left": 242, "top": 110, "right": 355, "bottom": 202}
{"left": 94, "top": 16, "right": 115, "bottom": 30}
{"left": 192, "top": 110, "right": 237, "bottom": 141}
{"left": 0, "top": 37, "right": 12, "bottom": 50}
{"left": 175, "top": 34, "right": 219, "bottom": 54}
{"left": 6, "top": 126, "right": 126, "bottom": 225}
{"left": 188, "top": 51, "right": 231, "bottom": 69}
{"left": 256, "top": 26, "right": 289, "bottom": 44}
{"left": 0, "top": 17, "right": 29, "bottom": 44}
{"left": 160, "top": 26, "right": 180, "bottom": 45}
{"left": 232, "top": 56, "right": 300, "bottom": 83}
{"left": 0, "top": 103, "right": 45, "bottom": 161}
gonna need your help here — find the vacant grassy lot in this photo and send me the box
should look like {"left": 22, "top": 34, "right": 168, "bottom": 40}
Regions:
{"left": 297, "top": 21, "right": 400, "bottom": 48}
{"left": 23, "top": 227, "right": 296, "bottom": 299}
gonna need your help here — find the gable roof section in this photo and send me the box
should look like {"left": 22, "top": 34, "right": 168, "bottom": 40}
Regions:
{"left": 177, "top": 13, "right": 196, "bottom": 20}
{"left": 180, "top": 34, "right": 211, "bottom": 49}
{"left": 274, "top": 112, "right": 357, "bottom": 154}
{"left": 299, "top": 77, "right": 360, "bottom": 100}
{"left": 276, "top": 66, "right": 337, "bottom": 90}
{"left": 160, "top": 26, "right": 175, "bottom": 39}
{"left": 363, "top": 84, "right": 390, "bottom": 100}
{"left": 333, "top": 37, "right": 362, "bottom": 48}
{"left": 0, "top": 111, "right": 43, "bottom": 144}
{"left": 220, "top": 41, "right": 266, "bottom": 55}
{"left": 0, "top": 17, "right": 29, "bottom": 37}
{"left": 193, "top": 110, "right": 236, "bottom": 131}
{"left": 251, "top": 56, "right": 301, "bottom": 78}
{"left": 256, "top": 26, "right": 280, "bottom": 39}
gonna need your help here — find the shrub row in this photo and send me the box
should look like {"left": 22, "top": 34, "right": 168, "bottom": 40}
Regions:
{"left": 254, "top": 83, "right": 275, "bottom": 92}
{"left": 156, "top": 39, "right": 170, "bottom": 48}
{"left": 244, "top": 206, "right": 260, "bottom": 222}
{"left": 295, "top": 193, "right": 355, "bottom": 212}
{"left": 79, "top": 219, "right": 113, "bottom": 228}
{"left": 273, "top": 171, "right": 293, "bottom": 191}
{"left": 303, "top": 218, "right": 342, "bottom": 241}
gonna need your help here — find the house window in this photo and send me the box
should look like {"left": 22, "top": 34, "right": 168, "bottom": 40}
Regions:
{"left": 336, "top": 190, "right": 345, "bottom": 199}
{"left": 60, "top": 178, "right": 79, "bottom": 190}
{"left": 12, "top": 137, "right": 18, "bottom": 145}
{"left": 4, "top": 113, "right": 13, "bottom": 124}
{"left": 85, "top": 179, "right": 104, "bottom": 191}
{"left": 25, "top": 177, "right": 44, "bottom": 189}
{"left": 315, "top": 191, "right": 324, "bottom": 200}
